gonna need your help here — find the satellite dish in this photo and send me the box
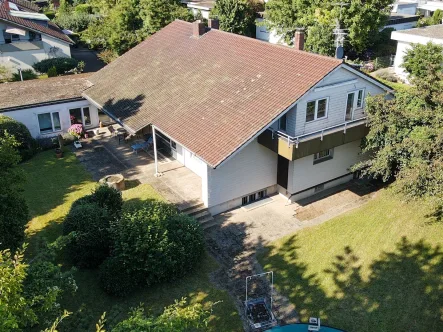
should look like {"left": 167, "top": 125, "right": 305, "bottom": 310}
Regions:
{"left": 335, "top": 46, "right": 344, "bottom": 59}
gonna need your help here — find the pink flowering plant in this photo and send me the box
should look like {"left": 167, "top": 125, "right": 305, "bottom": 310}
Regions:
{"left": 68, "top": 124, "right": 84, "bottom": 139}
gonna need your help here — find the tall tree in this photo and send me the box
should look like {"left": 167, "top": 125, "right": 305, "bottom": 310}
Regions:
{"left": 210, "top": 0, "right": 256, "bottom": 36}
{"left": 353, "top": 43, "right": 443, "bottom": 215}
{"left": 264, "top": 0, "right": 393, "bottom": 55}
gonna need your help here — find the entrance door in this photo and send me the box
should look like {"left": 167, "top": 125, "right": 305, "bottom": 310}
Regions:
{"left": 277, "top": 155, "right": 289, "bottom": 189}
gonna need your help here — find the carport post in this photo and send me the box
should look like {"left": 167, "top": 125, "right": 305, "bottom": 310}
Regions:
{"left": 152, "top": 125, "right": 162, "bottom": 177}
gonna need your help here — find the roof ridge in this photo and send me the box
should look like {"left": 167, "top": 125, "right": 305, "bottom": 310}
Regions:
{"left": 175, "top": 20, "right": 343, "bottom": 65}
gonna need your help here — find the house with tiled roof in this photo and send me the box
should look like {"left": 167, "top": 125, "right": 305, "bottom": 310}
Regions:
{"left": 80, "top": 20, "right": 391, "bottom": 214}
{"left": 0, "top": 0, "right": 72, "bottom": 73}
{"left": 0, "top": 74, "right": 100, "bottom": 139}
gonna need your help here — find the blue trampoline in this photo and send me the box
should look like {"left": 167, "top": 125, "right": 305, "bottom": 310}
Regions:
{"left": 266, "top": 323, "right": 346, "bottom": 332}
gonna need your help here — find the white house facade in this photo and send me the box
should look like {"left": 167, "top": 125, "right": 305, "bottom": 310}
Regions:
{"left": 0, "top": 3, "right": 73, "bottom": 71}
{"left": 83, "top": 20, "right": 391, "bottom": 215}
{"left": 391, "top": 25, "right": 443, "bottom": 79}
{"left": 0, "top": 74, "right": 98, "bottom": 140}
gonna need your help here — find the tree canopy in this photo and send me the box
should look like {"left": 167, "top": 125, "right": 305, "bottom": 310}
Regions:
{"left": 263, "top": 0, "right": 394, "bottom": 55}
{"left": 353, "top": 42, "right": 443, "bottom": 215}
{"left": 210, "top": 0, "right": 256, "bottom": 36}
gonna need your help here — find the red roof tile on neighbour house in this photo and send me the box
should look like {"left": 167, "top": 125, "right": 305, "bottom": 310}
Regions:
{"left": 9, "top": 0, "right": 40, "bottom": 12}
{"left": 84, "top": 20, "right": 342, "bottom": 168}
{"left": 0, "top": 8, "right": 72, "bottom": 43}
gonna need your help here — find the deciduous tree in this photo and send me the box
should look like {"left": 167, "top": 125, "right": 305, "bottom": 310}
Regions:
{"left": 210, "top": 0, "right": 256, "bottom": 36}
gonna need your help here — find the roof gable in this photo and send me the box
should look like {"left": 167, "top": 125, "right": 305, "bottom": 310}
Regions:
{"left": 84, "top": 21, "right": 342, "bottom": 167}
{"left": 0, "top": 8, "right": 72, "bottom": 44}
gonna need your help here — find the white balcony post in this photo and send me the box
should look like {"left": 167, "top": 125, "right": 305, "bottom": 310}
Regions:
{"left": 152, "top": 125, "right": 162, "bottom": 177}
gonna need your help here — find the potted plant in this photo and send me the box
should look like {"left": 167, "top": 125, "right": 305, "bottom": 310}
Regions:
{"left": 54, "top": 135, "right": 64, "bottom": 158}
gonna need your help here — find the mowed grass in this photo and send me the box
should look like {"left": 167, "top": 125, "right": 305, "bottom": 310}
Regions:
{"left": 22, "top": 150, "right": 242, "bottom": 331}
{"left": 258, "top": 188, "right": 443, "bottom": 332}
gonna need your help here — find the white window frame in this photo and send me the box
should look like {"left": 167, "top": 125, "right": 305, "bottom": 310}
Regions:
{"left": 306, "top": 97, "right": 329, "bottom": 122}
{"left": 345, "top": 89, "right": 365, "bottom": 121}
{"left": 313, "top": 148, "right": 334, "bottom": 164}
{"left": 38, "top": 111, "right": 62, "bottom": 134}
{"left": 69, "top": 106, "right": 92, "bottom": 128}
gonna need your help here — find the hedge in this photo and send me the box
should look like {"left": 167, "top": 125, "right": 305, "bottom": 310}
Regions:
{"left": 0, "top": 115, "right": 38, "bottom": 160}
{"left": 33, "top": 58, "right": 79, "bottom": 75}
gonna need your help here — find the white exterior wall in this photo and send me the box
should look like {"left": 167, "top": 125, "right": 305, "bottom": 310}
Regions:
{"left": 206, "top": 139, "right": 278, "bottom": 214}
{"left": 0, "top": 21, "right": 71, "bottom": 71}
{"left": 1, "top": 100, "right": 99, "bottom": 139}
{"left": 392, "top": 30, "right": 443, "bottom": 80}
{"left": 273, "top": 67, "right": 385, "bottom": 137}
{"left": 288, "top": 139, "right": 364, "bottom": 198}
{"left": 255, "top": 18, "right": 285, "bottom": 44}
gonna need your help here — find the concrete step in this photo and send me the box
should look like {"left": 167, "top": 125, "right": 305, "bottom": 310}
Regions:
{"left": 179, "top": 202, "right": 205, "bottom": 213}
{"left": 193, "top": 210, "right": 212, "bottom": 220}
{"left": 201, "top": 217, "right": 220, "bottom": 230}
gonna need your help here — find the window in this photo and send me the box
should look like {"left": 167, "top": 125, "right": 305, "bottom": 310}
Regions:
{"left": 306, "top": 98, "right": 328, "bottom": 122}
{"left": 38, "top": 112, "right": 61, "bottom": 134}
{"left": 279, "top": 113, "right": 287, "bottom": 131}
{"left": 345, "top": 89, "right": 365, "bottom": 121}
{"left": 70, "top": 107, "right": 92, "bottom": 127}
{"left": 29, "top": 31, "right": 41, "bottom": 41}
{"left": 313, "top": 148, "right": 333, "bottom": 164}
{"left": 171, "top": 140, "right": 177, "bottom": 150}
{"left": 241, "top": 189, "right": 267, "bottom": 206}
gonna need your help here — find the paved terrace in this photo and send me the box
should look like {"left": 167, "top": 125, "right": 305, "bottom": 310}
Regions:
{"left": 74, "top": 125, "right": 203, "bottom": 209}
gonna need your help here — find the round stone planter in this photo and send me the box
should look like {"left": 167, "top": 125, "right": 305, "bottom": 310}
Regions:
{"left": 99, "top": 174, "right": 125, "bottom": 191}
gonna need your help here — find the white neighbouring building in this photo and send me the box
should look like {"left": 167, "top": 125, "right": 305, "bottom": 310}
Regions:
{"left": 82, "top": 21, "right": 391, "bottom": 215}
{"left": 0, "top": 74, "right": 99, "bottom": 139}
{"left": 0, "top": 0, "right": 73, "bottom": 72}
{"left": 391, "top": 24, "right": 443, "bottom": 79}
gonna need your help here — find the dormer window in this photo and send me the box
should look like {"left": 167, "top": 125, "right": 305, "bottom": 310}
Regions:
{"left": 306, "top": 98, "right": 328, "bottom": 122}
{"left": 279, "top": 113, "right": 287, "bottom": 131}
{"left": 345, "top": 89, "right": 365, "bottom": 121}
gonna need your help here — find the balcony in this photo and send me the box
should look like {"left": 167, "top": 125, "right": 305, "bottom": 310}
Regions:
{"left": 258, "top": 118, "right": 369, "bottom": 161}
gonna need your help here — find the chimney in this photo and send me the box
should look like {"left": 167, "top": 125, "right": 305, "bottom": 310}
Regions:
{"left": 2, "top": 0, "right": 10, "bottom": 10}
{"left": 208, "top": 18, "right": 219, "bottom": 30}
{"left": 193, "top": 20, "right": 206, "bottom": 38}
{"left": 294, "top": 28, "right": 305, "bottom": 51}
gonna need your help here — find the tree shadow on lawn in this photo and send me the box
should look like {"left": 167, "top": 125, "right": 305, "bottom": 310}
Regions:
{"left": 61, "top": 252, "right": 242, "bottom": 332}
{"left": 260, "top": 235, "right": 443, "bottom": 332}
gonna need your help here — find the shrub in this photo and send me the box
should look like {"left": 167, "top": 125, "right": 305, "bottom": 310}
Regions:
{"left": 99, "top": 256, "right": 138, "bottom": 296}
{"left": 376, "top": 69, "right": 398, "bottom": 83}
{"left": 63, "top": 202, "right": 111, "bottom": 268}
{"left": 0, "top": 115, "right": 38, "bottom": 160}
{"left": 91, "top": 184, "right": 123, "bottom": 218}
{"left": 74, "top": 3, "right": 92, "bottom": 13}
{"left": 47, "top": 66, "right": 58, "bottom": 77}
{"left": 12, "top": 69, "right": 37, "bottom": 81}
{"left": 97, "top": 49, "right": 118, "bottom": 64}
{"left": 54, "top": 11, "right": 94, "bottom": 33}
{"left": 0, "top": 193, "right": 28, "bottom": 251}
{"left": 100, "top": 201, "right": 204, "bottom": 296}
{"left": 33, "top": 58, "right": 79, "bottom": 75}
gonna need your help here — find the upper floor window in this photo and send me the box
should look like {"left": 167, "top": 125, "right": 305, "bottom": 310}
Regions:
{"left": 38, "top": 112, "right": 61, "bottom": 134}
{"left": 306, "top": 98, "right": 328, "bottom": 122}
{"left": 29, "top": 31, "right": 42, "bottom": 41}
{"left": 3, "top": 31, "right": 20, "bottom": 44}
{"left": 279, "top": 113, "right": 287, "bottom": 131}
{"left": 345, "top": 89, "right": 365, "bottom": 121}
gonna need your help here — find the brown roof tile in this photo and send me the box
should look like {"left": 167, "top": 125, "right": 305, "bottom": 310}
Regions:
{"left": 85, "top": 21, "right": 342, "bottom": 167}
{"left": 9, "top": 0, "right": 40, "bottom": 12}
{"left": 0, "top": 74, "right": 92, "bottom": 111}
{"left": 0, "top": 8, "right": 72, "bottom": 43}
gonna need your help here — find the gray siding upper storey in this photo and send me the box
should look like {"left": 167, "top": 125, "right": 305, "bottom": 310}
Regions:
{"left": 270, "top": 67, "right": 387, "bottom": 138}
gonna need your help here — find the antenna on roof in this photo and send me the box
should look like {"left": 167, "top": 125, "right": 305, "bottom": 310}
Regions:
{"left": 332, "top": 2, "right": 349, "bottom": 59}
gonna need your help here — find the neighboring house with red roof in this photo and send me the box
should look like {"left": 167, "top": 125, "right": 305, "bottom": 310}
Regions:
{"left": 0, "top": 0, "right": 73, "bottom": 73}
{"left": 81, "top": 20, "right": 391, "bottom": 214}
{"left": 0, "top": 74, "right": 100, "bottom": 139}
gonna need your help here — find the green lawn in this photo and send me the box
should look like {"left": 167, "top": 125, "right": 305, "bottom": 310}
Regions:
{"left": 258, "top": 189, "right": 443, "bottom": 332}
{"left": 22, "top": 150, "right": 241, "bottom": 331}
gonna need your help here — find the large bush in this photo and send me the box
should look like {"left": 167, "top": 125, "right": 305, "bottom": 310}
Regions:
{"left": 100, "top": 201, "right": 204, "bottom": 296}
{"left": 12, "top": 69, "right": 37, "bottom": 81}
{"left": 63, "top": 202, "right": 111, "bottom": 268}
{"left": 33, "top": 58, "right": 79, "bottom": 75}
{"left": 0, "top": 193, "right": 28, "bottom": 251}
{"left": 0, "top": 115, "right": 38, "bottom": 160}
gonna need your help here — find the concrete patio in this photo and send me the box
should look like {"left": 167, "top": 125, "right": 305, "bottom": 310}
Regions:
{"left": 75, "top": 125, "right": 203, "bottom": 209}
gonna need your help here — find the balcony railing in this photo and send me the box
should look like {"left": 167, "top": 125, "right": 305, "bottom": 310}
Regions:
{"left": 258, "top": 118, "right": 369, "bottom": 161}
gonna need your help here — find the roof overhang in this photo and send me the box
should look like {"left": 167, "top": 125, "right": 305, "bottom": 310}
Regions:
{"left": 0, "top": 97, "right": 85, "bottom": 112}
